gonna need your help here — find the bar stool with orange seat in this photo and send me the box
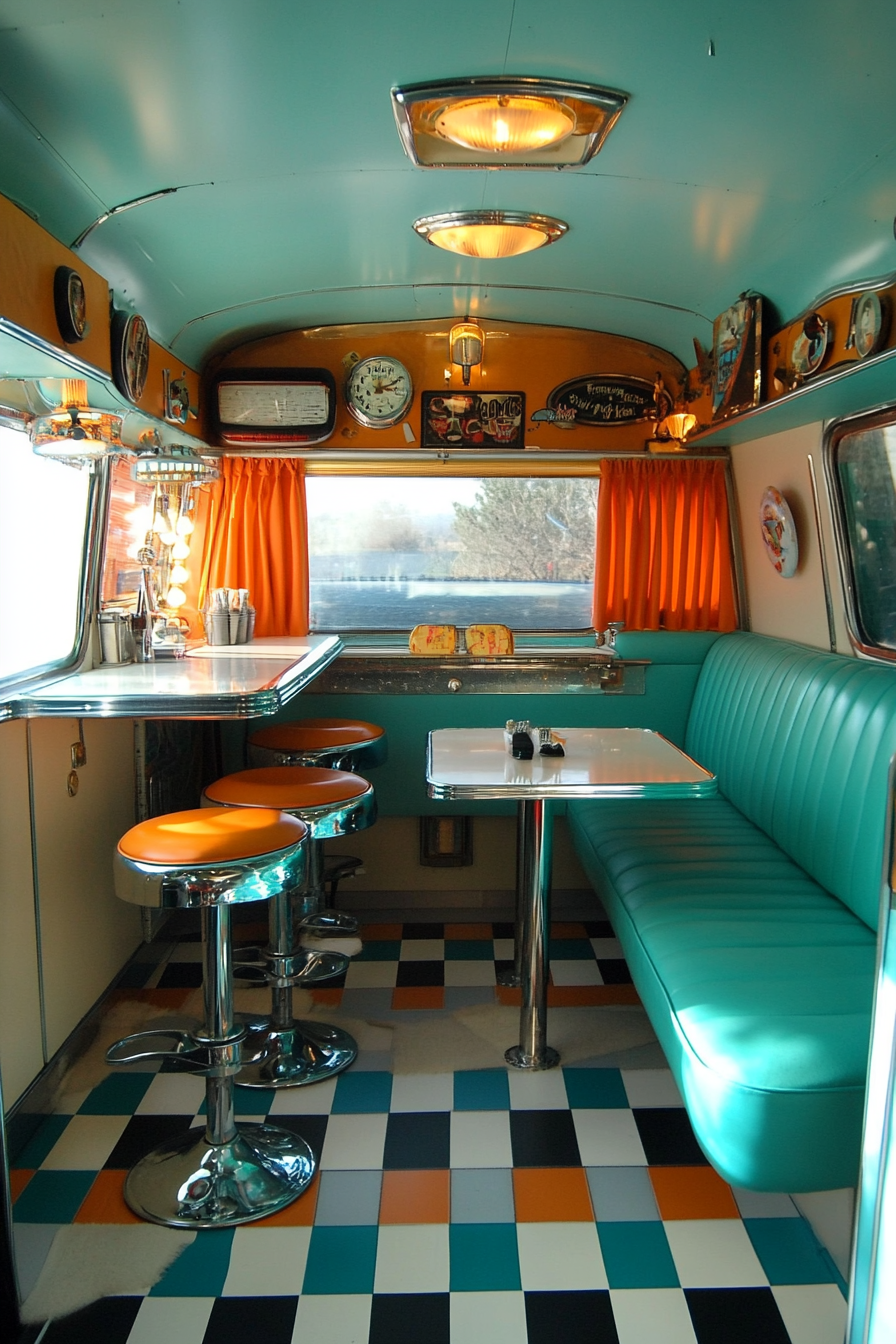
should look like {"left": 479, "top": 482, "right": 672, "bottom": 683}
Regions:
{"left": 201, "top": 765, "right": 376, "bottom": 1087}
{"left": 104, "top": 806, "right": 340, "bottom": 1228}
{"left": 248, "top": 718, "right": 386, "bottom": 908}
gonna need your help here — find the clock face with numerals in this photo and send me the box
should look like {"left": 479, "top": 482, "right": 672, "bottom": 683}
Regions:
{"left": 345, "top": 356, "right": 413, "bottom": 428}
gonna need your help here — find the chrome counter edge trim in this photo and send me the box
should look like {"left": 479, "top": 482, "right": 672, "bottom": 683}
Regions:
{"left": 426, "top": 778, "right": 717, "bottom": 800}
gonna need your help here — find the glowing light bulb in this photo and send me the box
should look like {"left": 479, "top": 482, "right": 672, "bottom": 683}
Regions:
{"left": 166, "top": 586, "right": 187, "bottom": 608}
{"left": 176, "top": 515, "right": 195, "bottom": 535}
{"left": 170, "top": 562, "right": 189, "bottom": 585}
{"left": 171, "top": 539, "right": 191, "bottom": 560}
{"left": 159, "top": 528, "right": 178, "bottom": 546}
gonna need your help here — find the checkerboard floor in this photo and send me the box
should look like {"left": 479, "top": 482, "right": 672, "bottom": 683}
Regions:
{"left": 10, "top": 921, "right": 847, "bottom": 1344}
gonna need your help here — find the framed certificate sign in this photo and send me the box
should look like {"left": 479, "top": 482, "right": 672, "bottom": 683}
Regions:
{"left": 212, "top": 367, "right": 337, "bottom": 446}
{"left": 711, "top": 294, "right": 763, "bottom": 421}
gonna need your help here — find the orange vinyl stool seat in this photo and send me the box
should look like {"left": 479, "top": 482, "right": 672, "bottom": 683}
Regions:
{"left": 200, "top": 766, "right": 377, "bottom": 1088}
{"left": 248, "top": 717, "right": 387, "bottom": 772}
{"left": 106, "top": 806, "right": 318, "bottom": 1229}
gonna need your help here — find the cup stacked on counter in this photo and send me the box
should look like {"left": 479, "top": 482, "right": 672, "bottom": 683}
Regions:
{"left": 203, "top": 588, "right": 256, "bottom": 645}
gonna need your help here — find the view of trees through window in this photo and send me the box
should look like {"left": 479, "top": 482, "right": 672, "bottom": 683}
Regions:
{"left": 306, "top": 475, "right": 597, "bottom": 630}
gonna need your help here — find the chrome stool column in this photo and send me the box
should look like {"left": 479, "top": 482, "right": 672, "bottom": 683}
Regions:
{"left": 248, "top": 718, "right": 386, "bottom": 911}
{"left": 105, "top": 806, "right": 318, "bottom": 1228}
{"left": 202, "top": 766, "right": 377, "bottom": 1087}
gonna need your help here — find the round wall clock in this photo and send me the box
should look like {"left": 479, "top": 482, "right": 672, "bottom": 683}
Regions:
{"left": 345, "top": 356, "right": 413, "bottom": 428}
{"left": 111, "top": 310, "right": 150, "bottom": 403}
{"left": 760, "top": 486, "right": 799, "bottom": 578}
{"left": 53, "top": 265, "right": 88, "bottom": 343}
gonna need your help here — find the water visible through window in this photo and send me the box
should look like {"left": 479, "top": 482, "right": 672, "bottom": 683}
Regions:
{"left": 306, "top": 475, "right": 598, "bottom": 631}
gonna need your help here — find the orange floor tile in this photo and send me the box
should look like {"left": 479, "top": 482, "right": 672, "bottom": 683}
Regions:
{"left": 649, "top": 1165, "right": 741, "bottom": 1220}
{"left": 10, "top": 1169, "right": 34, "bottom": 1201}
{"left": 391, "top": 986, "right": 445, "bottom": 1010}
{"left": 362, "top": 923, "right": 404, "bottom": 940}
{"left": 379, "top": 1169, "right": 450, "bottom": 1224}
{"left": 496, "top": 985, "right": 522, "bottom": 1007}
{"left": 74, "top": 1169, "right": 143, "bottom": 1224}
{"left": 311, "top": 987, "right": 344, "bottom": 1006}
{"left": 247, "top": 1172, "right": 319, "bottom": 1227}
{"left": 551, "top": 922, "right": 589, "bottom": 939}
{"left": 444, "top": 922, "right": 493, "bottom": 939}
{"left": 513, "top": 1166, "right": 594, "bottom": 1221}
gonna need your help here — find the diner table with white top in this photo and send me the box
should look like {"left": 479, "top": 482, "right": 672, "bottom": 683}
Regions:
{"left": 426, "top": 726, "right": 717, "bottom": 1070}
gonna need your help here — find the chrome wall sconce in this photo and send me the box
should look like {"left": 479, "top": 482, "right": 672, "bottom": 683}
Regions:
{"left": 449, "top": 322, "right": 485, "bottom": 384}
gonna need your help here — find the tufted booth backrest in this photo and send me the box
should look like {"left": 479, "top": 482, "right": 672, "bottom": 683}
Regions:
{"left": 685, "top": 632, "right": 896, "bottom": 932}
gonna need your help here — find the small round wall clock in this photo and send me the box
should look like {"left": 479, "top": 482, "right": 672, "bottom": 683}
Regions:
{"left": 53, "top": 265, "right": 88, "bottom": 343}
{"left": 111, "top": 310, "right": 150, "bottom": 403}
{"left": 760, "top": 486, "right": 799, "bottom": 578}
{"left": 345, "top": 356, "right": 413, "bottom": 428}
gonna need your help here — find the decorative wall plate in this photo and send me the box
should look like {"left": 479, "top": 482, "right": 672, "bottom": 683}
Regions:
{"left": 759, "top": 486, "right": 798, "bottom": 578}
{"left": 111, "top": 310, "right": 150, "bottom": 403}
{"left": 853, "top": 291, "right": 888, "bottom": 359}
{"left": 790, "top": 313, "right": 828, "bottom": 380}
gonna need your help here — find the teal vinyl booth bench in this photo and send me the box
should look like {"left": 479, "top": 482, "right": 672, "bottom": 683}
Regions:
{"left": 568, "top": 631, "right": 896, "bottom": 1193}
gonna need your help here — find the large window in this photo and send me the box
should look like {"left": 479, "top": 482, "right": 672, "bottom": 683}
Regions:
{"left": 0, "top": 423, "right": 92, "bottom": 684}
{"left": 833, "top": 411, "right": 896, "bottom": 655}
{"left": 305, "top": 474, "right": 598, "bottom": 631}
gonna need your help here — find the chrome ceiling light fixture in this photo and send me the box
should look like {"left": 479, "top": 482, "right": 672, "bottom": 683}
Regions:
{"left": 392, "top": 76, "right": 627, "bottom": 169}
{"left": 30, "top": 379, "right": 124, "bottom": 460}
{"left": 413, "top": 211, "right": 568, "bottom": 259}
{"left": 130, "top": 441, "right": 219, "bottom": 485}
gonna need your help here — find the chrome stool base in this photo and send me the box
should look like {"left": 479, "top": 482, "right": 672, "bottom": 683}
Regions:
{"left": 123, "top": 1123, "right": 316, "bottom": 1228}
{"left": 236, "top": 1016, "right": 358, "bottom": 1087}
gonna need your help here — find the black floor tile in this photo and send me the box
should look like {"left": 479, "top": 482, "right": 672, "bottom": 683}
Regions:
{"left": 395, "top": 960, "right": 444, "bottom": 987}
{"left": 584, "top": 920, "right": 614, "bottom": 938}
{"left": 115, "top": 961, "right": 155, "bottom": 989}
{"left": 492, "top": 921, "right": 515, "bottom": 939}
{"left": 525, "top": 1290, "right": 619, "bottom": 1344}
{"left": 383, "top": 1112, "right": 451, "bottom": 1169}
{"left": 203, "top": 1295, "right": 298, "bottom": 1344}
{"left": 510, "top": 1109, "right": 582, "bottom": 1167}
{"left": 402, "top": 922, "right": 445, "bottom": 939}
{"left": 494, "top": 959, "right": 515, "bottom": 979}
{"left": 43, "top": 1295, "right": 143, "bottom": 1344}
{"left": 596, "top": 959, "right": 633, "bottom": 984}
{"left": 633, "top": 1108, "right": 709, "bottom": 1165}
{"left": 369, "top": 1293, "right": 450, "bottom": 1344}
{"left": 685, "top": 1288, "right": 791, "bottom": 1344}
{"left": 265, "top": 1114, "right": 329, "bottom": 1163}
{"left": 156, "top": 962, "right": 204, "bottom": 988}
{"left": 104, "top": 1114, "right": 195, "bottom": 1168}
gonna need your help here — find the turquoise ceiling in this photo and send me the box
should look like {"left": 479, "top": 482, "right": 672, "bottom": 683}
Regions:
{"left": 1, "top": 0, "right": 895, "bottom": 368}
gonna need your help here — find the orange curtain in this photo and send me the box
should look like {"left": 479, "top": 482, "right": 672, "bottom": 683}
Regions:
{"left": 199, "top": 457, "right": 309, "bottom": 636}
{"left": 593, "top": 457, "right": 738, "bottom": 632}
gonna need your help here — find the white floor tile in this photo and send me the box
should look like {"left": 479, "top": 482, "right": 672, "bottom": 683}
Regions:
{"left": 400, "top": 939, "right": 444, "bottom": 961}
{"left": 610, "top": 1288, "right": 698, "bottom": 1344}
{"left": 508, "top": 1068, "right": 569, "bottom": 1110}
{"left": 772, "top": 1284, "right": 848, "bottom": 1344}
{"left": 621, "top": 1068, "right": 684, "bottom": 1109}
{"left": 292, "top": 1293, "right": 371, "bottom": 1344}
{"left": 390, "top": 1073, "right": 454, "bottom": 1112}
{"left": 516, "top": 1221, "right": 607, "bottom": 1290}
{"left": 450, "top": 1290, "right": 528, "bottom": 1343}
{"left": 221, "top": 1227, "right": 310, "bottom": 1296}
{"left": 135, "top": 1073, "right": 206, "bottom": 1116}
{"left": 374, "top": 1224, "right": 449, "bottom": 1293}
{"left": 591, "top": 938, "right": 624, "bottom": 958}
{"left": 493, "top": 939, "right": 515, "bottom": 961}
{"left": 127, "top": 1296, "right": 215, "bottom": 1344}
{"left": 550, "top": 960, "right": 604, "bottom": 986}
{"left": 320, "top": 1113, "right": 388, "bottom": 1170}
{"left": 732, "top": 1188, "right": 799, "bottom": 1218}
{"left": 344, "top": 960, "right": 397, "bottom": 989}
{"left": 572, "top": 1108, "right": 647, "bottom": 1166}
{"left": 444, "top": 960, "right": 497, "bottom": 987}
{"left": 269, "top": 1076, "right": 337, "bottom": 1115}
{"left": 450, "top": 1111, "right": 513, "bottom": 1168}
{"left": 664, "top": 1219, "right": 768, "bottom": 1288}
{"left": 41, "top": 1114, "right": 130, "bottom": 1170}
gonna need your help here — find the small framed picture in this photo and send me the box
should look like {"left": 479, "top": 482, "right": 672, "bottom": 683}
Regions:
{"left": 421, "top": 391, "right": 525, "bottom": 449}
{"left": 711, "top": 294, "right": 763, "bottom": 421}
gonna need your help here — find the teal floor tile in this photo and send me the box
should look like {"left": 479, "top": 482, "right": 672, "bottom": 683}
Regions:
{"left": 79, "top": 1072, "right": 155, "bottom": 1115}
{"left": 303, "top": 1225, "right": 378, "bottom": 1294}
{"left": 597, "top": 1221, "right": 679, "bottom": 1289}
{"left": 331, "top": 1070, "right": 393, "bottom": 1114}
{"left": 563, "top": 1068, "right": 628, "bottom": 1109}
{"left": 445, "top": 940, "right": 495, "bottom": 961}
{"left": 450, "top": 1223, "right": 522, "bottom": 1291}
{"left": 745, "top": 1217, "right": 842, "bottom": 1285}
{"left": 549, "top": 939, "right": 596, "bottom": 960}
{"left": 150, "top": 1228, "right": 235, "bottom": 1296}
{"left": 12, "top": 1115, "right": 71, "bottom": 1168}
{"left": 453, "top": 1069, "right": 510, "bottom": 1111}
{"left": 356, "top": 941, "right": 401, "bottom": 962}
{"left": 12, "top": 1170, "right": 95, "bottom": 1223}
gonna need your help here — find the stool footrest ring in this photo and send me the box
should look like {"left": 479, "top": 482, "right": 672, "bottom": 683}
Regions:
{"left": 234, "top": 948, "right": 349, "bottom": 988}
{"left": 299, "top": 909, "right": 360, "bottom": 936}
{"left": 106, "top": 1028, "right": 211, "bottom": 1072}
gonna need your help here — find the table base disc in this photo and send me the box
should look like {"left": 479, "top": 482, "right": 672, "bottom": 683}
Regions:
{"left": 505, "top": 1044, "right": 561, "bottom": 1071}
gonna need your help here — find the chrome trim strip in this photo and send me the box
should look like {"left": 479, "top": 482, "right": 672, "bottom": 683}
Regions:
{"left": 25, "top": 720, "right": 48, "bottom": 1067}
{"left": 807, "top": 451, "right": 838, "bottom": 652}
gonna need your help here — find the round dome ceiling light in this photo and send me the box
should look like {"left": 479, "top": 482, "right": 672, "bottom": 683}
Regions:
{"left": 434, "top": 94, "right": 575, "bottom": 155}
{"left": 413, "top": 211, "right": 568, "bottom": 259}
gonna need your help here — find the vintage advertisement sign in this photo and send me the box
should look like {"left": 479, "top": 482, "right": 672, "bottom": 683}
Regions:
{"left": 421, "top": 391, "right": 525, "bottom": 448}
{"left": 544, "top": 374, "right": 657, "bottom": 426}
